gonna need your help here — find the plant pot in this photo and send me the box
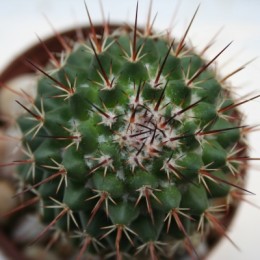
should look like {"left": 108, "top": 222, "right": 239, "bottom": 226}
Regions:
{"left": 0, "top": 25, "right": 246, "bottom": 260}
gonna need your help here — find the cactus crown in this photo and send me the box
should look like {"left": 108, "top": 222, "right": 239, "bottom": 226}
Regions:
{"left": 7, "top": 3, "right": 252, "bottom": 260}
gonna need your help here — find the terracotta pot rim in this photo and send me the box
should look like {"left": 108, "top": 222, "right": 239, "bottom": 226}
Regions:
{"left": 0, "top": 24, "right": 125, "bottom": 84}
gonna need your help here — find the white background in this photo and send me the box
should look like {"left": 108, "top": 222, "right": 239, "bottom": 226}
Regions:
{"left": 0, "top": 0, "right": 260, "bottom": 259}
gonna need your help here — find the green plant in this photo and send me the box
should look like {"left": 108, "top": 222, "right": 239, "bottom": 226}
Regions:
{"left": 1, "top": 2, "right": 256, "bottom": 260}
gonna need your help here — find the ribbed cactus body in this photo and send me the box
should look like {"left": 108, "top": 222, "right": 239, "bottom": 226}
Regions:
{"left": 16, "top": 19, "right": 246, "bottom": 259}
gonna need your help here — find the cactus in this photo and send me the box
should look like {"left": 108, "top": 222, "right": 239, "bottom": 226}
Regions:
{"left": 1, "top": 2, "right": 256, "bottom": 260}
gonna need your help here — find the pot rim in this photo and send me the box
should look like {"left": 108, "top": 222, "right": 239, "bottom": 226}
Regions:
{"left": 0, "top": 24, "right": 125, "bottom": 84}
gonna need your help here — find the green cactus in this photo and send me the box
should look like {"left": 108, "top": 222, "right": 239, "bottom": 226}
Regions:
{"left": 2, "top": 3, "right": 255, "bottom": 260}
